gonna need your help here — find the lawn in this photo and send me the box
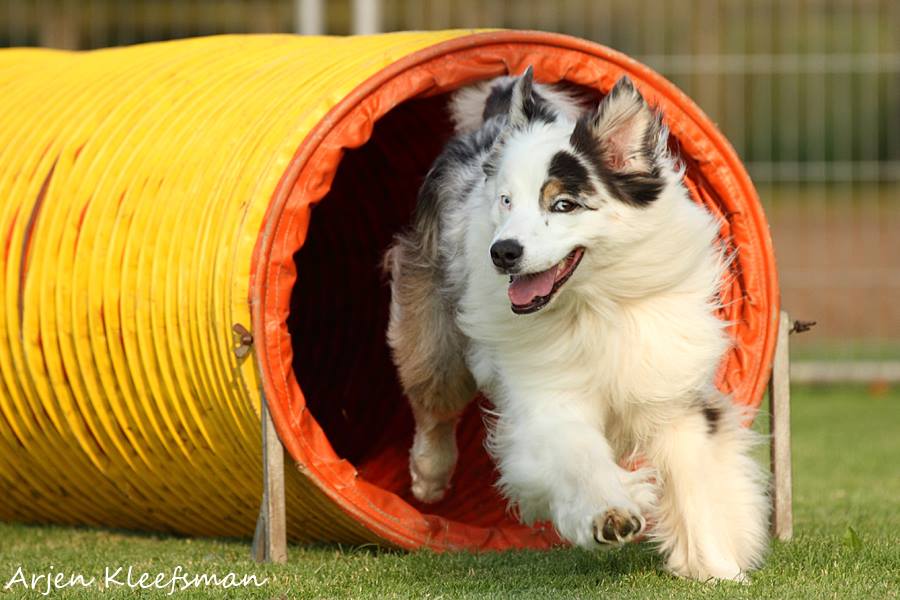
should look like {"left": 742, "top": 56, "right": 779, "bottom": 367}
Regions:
{"left": 1, "top": 385, "right": 898, "bottom": 599}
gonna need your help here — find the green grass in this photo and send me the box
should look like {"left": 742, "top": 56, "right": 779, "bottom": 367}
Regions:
{"left": 2, "top": 385, "right": 898, "bottom": 599}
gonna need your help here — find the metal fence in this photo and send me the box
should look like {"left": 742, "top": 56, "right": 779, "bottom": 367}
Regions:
{"left": 3, "top": 0, "right": 899, "bottom": 375}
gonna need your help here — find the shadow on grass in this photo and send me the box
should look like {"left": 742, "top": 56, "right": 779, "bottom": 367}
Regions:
{"left": 292, "top": 539, "right": 668, "bottom": 596}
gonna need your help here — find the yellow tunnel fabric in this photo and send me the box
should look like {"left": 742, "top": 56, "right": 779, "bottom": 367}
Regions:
{"left": 0, "top": 32, "right": 468, "bottom": 541}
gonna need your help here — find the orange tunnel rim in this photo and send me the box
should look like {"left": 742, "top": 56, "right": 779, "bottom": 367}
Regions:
{"left": 250, "top": 30, "right": 779, "bottom": 551}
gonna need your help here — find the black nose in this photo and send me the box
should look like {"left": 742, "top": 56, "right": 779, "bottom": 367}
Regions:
{"left": 490, "top": 239, "right": 524, "bottom": 270}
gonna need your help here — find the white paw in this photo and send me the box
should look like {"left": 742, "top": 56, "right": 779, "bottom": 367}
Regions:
{"left": 410, "top": 463, "right": 451, "bottom": 503}
{"left": 409, "top": 434, "right": 457, "bottom": 503}
{"left": 592, "top": 506, "right": 645, "bottom": 546}
{"left": 550, "top": 497, "right": 646, "bottom": 549}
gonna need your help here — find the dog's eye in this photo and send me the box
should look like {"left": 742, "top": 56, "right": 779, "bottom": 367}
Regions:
{"left": 499, "top": 194, "right": 512, "bottom": 208}
{"left": 551, "top": 198, "right": 578, "bottom": 213}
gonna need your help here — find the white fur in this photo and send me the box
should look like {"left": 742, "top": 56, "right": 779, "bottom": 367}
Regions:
{"left": 394, "top": 76, "right": 770, "bottom": 582}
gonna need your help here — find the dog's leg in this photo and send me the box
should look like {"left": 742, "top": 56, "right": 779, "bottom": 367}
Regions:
{"left": 489, "top": 396, "right": 656, "bottom": 548}
{"left": 645, "top": 398, "right": 769, "bottom": 582}
{"left": 386, "top": 244, "right": 476, "bottom": 504}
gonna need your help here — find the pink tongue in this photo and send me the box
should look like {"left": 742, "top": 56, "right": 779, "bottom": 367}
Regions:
{"left": 508, "top": 266, "right": 558, "bottom": 306}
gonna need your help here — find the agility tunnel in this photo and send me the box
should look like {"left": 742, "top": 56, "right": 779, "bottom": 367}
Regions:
{"left": 0, "top": 30, "right": 778, "bottom": 550}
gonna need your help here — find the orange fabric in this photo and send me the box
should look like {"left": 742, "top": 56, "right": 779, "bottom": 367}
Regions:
{"left": 250, "top": 31, "right": 779, "bottom": 551}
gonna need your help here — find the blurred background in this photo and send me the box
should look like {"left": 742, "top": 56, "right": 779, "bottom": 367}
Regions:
{"left": 2, "top": 0, "right": 898, "bottom": 382}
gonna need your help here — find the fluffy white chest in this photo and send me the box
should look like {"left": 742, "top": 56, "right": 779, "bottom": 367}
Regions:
{"left": 461, "top": 289, "right": 722, "bottom": 409}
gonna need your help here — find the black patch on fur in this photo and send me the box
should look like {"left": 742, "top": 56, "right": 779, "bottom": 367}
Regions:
{"left": 481, "top": 146, "right": 500, "bottom": 178}
{"left": 522, "top": 88, "right": 557, "bottom": 125}
{"left": 482, "top": 158, "right": 497, "bottom": 177}
{"left": 569, "top": 111, "right": 665, "bottom": 208}
{"left": 547, "top": 151, "right": 595, "bottom": 198}
{"left": 483, "top": 82, "right": 514, "bottom": 122}
{"left": 569, "top": 115, "right": 596, "bottom": 158}
{"left": 702, "top": 405, "right": 721, "bottom": 435}
{"left": 482, "top": 78, "right": 557, "bottom": 128}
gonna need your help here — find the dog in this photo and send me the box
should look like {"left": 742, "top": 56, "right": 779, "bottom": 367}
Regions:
{"left": 385, "top": 67, "right": 769, "bottom": 582}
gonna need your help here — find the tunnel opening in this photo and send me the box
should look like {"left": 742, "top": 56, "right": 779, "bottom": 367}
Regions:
{"left": 287, "top": 93, "right": 534, "bottom": 532}
{"left": 252, "top": 31, "right": 777, "bottom": 550}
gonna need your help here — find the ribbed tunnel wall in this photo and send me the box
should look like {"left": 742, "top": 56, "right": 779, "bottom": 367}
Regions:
{"left": 0, "top": 31, "right": 778, "bottom": 550}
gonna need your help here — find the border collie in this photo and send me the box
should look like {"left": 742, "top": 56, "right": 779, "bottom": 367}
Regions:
{"left": 385, "top": 68, "right": 769, "bottom": 582}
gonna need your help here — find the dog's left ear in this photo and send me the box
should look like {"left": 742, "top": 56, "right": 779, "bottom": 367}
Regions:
{"left": 571, "top": 77, "right": 668, "bottom": 205}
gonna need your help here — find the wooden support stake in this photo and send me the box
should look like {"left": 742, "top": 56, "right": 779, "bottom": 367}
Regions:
{"left": 251, "top": 393, "right": 287, "bottom": 563}
{"left": 768, "top": 310, "right": 793, "bottom": 541}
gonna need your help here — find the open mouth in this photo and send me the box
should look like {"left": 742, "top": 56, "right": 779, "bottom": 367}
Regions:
{"left": 507, "top": 247, "right": 585, "bottom": 314}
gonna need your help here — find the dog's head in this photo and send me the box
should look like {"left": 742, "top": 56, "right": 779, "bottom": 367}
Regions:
{"left": 482, "top": 68, "right": 674, "bottom": 314}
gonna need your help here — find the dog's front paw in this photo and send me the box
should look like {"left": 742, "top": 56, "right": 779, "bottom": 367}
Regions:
{"left": 592, "top": 507, "right": 645, "bottom": 545}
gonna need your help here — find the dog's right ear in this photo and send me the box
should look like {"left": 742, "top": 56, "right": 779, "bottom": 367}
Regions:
{"left": 507, "top": 66, "right": 536, "bottom": 128}
{"left": 483, "top": 67, "right": 553, "bottom": 177}
{"left": 507, "top": 66, "right": 555, "bottom": 129}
